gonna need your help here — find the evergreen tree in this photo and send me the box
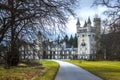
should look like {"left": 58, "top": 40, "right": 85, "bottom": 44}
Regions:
{"left": 73, "top": 34, "right": 77, "bottom": 48}
{"left": 64, "top": 35, "right": 69, "bottom": 47}
{"left": 69, "top": 35, "right": 73, "bottom": 48}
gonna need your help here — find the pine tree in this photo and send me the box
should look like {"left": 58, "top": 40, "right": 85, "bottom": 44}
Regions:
{"left": 69, "top": 35, "right": 73, "bottom": 48}
{"left": 73, "top": 34, "right": 77, "bottom": 48}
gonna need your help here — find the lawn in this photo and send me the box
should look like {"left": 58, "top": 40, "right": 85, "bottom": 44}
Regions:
{"left": 0, "top": 60, "right": 59, "bottom": 80}
{"left": 37, "top": 60, "right": 59, "bottom": 80}
{"left": 65, "top": 60, "right": 120, "bottom": 80}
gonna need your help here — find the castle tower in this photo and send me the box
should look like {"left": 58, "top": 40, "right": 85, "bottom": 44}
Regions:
{"left": 93, "top": 16, "right": 101, "bottom": 54}
{"left": 76, "top": 18, "right": 80, "bottom": 33}
{"left": 76, "top": 17, "right": 101, "bottom": 60}
{"left": 93, "top": 16, "right": 101, "bottom": 34}
{"left": 76, "top": 18, "right": 80, "bottom": 27}
{"left": 87, "top": 17, "right": 91, "bottom": 26}
{"left": 83, "top": 21, "right": 87, "bottom": 27}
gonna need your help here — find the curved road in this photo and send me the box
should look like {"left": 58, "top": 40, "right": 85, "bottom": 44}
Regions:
{"left": 54, "top": 60, "right": 102, "bottom": 80}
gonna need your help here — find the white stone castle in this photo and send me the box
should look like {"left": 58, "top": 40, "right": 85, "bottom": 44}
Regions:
{"left": 19, "top": 16, "right": 101, "bottom": 60}
{"left": 76, "top": 17, "right": 101, "bottom": 59}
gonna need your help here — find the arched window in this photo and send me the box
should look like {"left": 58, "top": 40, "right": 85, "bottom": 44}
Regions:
{"left": 81, "top": 42, "right": 86, "bottom": 46}
{"left": 82, "top": 34, "right": 84, "bottom": 37}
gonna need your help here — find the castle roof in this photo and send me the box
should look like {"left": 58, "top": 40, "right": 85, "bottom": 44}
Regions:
{"left": 87, "top": 17, "right": 91, "bottom": 24}
{"left": 83, "top": 21, "right": 87, "bottom": 27}
{"left": 76, "top": 18, "right": 80, "bottom": 25}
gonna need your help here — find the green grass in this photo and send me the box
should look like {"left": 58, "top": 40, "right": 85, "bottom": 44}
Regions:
{"left": 37, "top": 60, "right": 59, "bottom": 80}
{"left": 65, "top": 60, "right": 120, "bottom": 80}
{"left": 0, "top": 60, "right": 59, "bottom": 80}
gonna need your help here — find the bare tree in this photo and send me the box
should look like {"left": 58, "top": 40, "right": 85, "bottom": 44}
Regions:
{"left": 93, "top": 0, "right": 120, "bottom": 60}
{"left": 0, "top": 0, "right": 78, "bottom": 66}
{"left": 93, "top": 0, "right": 120, "bottom": 25}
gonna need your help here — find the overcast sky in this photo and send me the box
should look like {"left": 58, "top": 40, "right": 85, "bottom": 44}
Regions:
{"left": 66, "top": 0, "right": 107, "bottom": 35}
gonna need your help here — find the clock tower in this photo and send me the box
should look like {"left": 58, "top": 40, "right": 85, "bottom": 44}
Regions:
{"left": 76, "top": 17, "right": 101, "bottom": 60}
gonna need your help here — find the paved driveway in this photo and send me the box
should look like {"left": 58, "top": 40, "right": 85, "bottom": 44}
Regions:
{"left": 54, "top": 60, "right": 102, "bottom": 80}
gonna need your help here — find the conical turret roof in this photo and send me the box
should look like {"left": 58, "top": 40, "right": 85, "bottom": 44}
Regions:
{"left": 87, "top": 17, "right": 91, "bottom": 24}
{"left": 76, "top": 18, "right": 80, "bottom": 25}
{"left": 83, "top": 21, "right": 87, "bottom": 27}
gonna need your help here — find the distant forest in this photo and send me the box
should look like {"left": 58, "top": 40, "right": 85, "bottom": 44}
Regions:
{"left": 56, "top": 34, "right": 77, "bottom": 48}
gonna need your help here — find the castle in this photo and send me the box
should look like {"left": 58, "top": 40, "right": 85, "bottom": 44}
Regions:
{"left": 19, "top": 16, "right": 101, "bottom": 60}
{"left": 76, "top": 16, "right": 101, "bottom": 59}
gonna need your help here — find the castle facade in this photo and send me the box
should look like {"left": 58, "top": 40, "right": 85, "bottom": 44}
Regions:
{"left": 76, "top": 17, "right": 101, "bottom": 59}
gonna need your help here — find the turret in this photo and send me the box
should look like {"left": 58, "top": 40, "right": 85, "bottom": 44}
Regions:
{"left": 76, "top": 18, "right": 80, "bottom": 28}
{"left": 83, "top": 21, "right": 87, "bottom": 27}
{"left": 87, "top": 17, "right": 91, "bottom": 26}
{"left": 93, "top": 16, "right": 101, "bottom": 34}
{"left": 76, "top": 18, "right": 80, "bottom": 33}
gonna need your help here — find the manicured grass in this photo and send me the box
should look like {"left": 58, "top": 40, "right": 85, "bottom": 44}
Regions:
{"left": 37, "top": 60, "right": 59, "bottom": 80}
{"left": 0, "top": 60, "right": 59, "bottom": 80}
{"left": 65, "top": 60, "right": 120, "bottom": 80}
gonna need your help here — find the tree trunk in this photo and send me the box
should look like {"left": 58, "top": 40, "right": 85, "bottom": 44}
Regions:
{"left": 6, "top": 1, "right": 20, "bottom": 66}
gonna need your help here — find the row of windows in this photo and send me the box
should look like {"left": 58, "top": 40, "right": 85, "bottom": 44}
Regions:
{"left": 82, "top": 34, "right": 95, "bottom": 37}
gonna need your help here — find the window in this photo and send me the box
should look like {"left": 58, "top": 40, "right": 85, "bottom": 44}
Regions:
{"left": 81, "top": 42, "right": 86, "bottom": 46}
{"left": 88, "top": 35, "right": 91, "bottom": 37}
{"left": 82, "top": 34, "right": 84, "bottom": 37}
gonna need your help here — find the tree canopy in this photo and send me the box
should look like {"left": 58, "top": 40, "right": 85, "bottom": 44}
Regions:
{"left": 0, "top": 0, "right": 78, "bottom": 66}
{"left": 93, "top": 0, "right": 120, "bottom": 26}
{"left": 93, "top": 0, "right": 120, "bottom": 60}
